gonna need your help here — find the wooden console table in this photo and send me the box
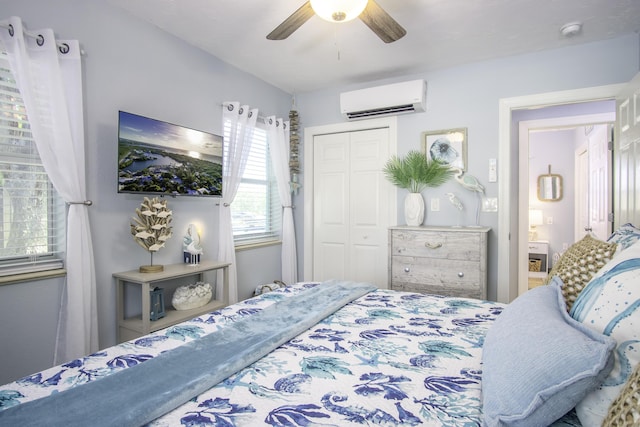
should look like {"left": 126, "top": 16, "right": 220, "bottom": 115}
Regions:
{"left": 113, "top": 260, "right": 230, "bottom": 342}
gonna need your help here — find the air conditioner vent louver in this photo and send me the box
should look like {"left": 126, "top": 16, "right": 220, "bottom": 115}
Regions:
{"left": 345, "top": 104, "right": 417, "bottom": 120}
{"left": 340, "top": 80, "right": 427, "bottom": 120}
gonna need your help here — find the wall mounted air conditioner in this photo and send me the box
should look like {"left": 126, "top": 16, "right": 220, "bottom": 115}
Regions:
{"left": 340, "top": 79, "right": 427, "bottom": 120}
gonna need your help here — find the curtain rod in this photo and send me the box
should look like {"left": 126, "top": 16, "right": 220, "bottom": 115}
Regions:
{"left": 220, "top": 102, "right": 291, "bottom": 124}
{"left": 0, "top": 23, "right": 83, "bottom": 55}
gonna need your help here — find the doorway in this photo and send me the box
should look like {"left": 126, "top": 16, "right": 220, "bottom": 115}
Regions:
{"left": 496, "top": 83, "right": 625, "bottom": 303}
{"left": 516, "top": 110, "right": 615, "bottom": 295}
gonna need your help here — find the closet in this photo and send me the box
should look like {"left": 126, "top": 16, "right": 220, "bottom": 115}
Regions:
{"left": 310, "top": 127, "right": 393, "bottom": 288}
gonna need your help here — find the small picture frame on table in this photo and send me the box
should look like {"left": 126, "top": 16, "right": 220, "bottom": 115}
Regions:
{"left": 422, "top": 128, "right": 468, "bottom": 171}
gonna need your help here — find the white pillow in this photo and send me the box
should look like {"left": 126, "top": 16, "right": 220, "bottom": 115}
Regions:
{"left": 569, "top": 238, "right": 640, "bottom": 426}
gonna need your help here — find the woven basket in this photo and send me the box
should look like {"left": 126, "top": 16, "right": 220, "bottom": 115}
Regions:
{"left": 528, "top": 259, "right": 542, "bottom": 272}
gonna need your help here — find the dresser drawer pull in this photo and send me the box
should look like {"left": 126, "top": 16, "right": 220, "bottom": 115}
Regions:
{"left": 404, "top": 267, "right": 410, "bottom": 273}
{"left": 457, "top": 272, "right": 464, "bottom": 278}
{"left": 425, "top": 242, "right": 443, "bottom": 249}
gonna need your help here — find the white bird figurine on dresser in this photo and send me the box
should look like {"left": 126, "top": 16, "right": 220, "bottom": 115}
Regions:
{"left": 445, "top": 192, "right": 464, "bottom": 211}
{"left": 446, "top": 192, "right": 465, "bottom": 226}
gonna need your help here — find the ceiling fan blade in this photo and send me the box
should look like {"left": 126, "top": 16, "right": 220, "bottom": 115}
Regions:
{"left": 267, "top": 1, "right": 315, "bottom": 40}
{"left": 359, "top": 0, "right": 406, "bottom": 43}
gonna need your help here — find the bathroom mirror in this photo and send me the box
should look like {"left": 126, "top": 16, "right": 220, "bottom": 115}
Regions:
{"left": 537, "top": 165, "right": 563, "bottom": 201}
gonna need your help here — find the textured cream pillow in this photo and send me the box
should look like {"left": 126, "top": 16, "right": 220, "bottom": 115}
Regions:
{"left": 603, "top": 361, "right": 640, "bottom": 426}
{"left": 544, "top": 234, "right": 617, "bottom": 311}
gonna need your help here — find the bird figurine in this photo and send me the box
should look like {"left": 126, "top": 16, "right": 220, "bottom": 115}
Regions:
{"left": 452, "top": 168, "right": 485, "bottom": 226}
{"left": 445, "top": 193, "right": 464, "bottom": 211}
{"left": 453, "top": 168, "right": 485, "bottom": 194}
{"left": 446, "top": 192, "right": 465, "bottom": 226}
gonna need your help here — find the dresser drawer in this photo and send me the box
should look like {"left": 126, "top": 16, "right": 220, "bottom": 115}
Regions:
{"left": 391, "top": 281, "right": 483, "bottom": 299}
{"left": 390, "top": 230, "right": 481, "bottom": 261}
{"left": 527, "top": 242, "right": 547, "bottom": 253}
{"left": 391, "top": 255, "right": 480, "bottom": 285}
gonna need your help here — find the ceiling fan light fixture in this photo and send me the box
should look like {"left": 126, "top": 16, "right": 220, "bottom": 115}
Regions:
{"left": 310, "top": 0, "right": 368, "bottom": 23}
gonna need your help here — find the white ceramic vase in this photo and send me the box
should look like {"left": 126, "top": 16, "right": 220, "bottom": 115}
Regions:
{"left": 404, "top": 192, "right": 425, "bottom": 226}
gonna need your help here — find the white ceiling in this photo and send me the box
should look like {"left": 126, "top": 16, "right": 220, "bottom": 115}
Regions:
{"left": 107, "top": 0, "right": 640, "bottom": 94}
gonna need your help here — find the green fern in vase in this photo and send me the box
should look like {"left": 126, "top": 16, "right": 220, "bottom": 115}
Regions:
{"left": 383, "top": 150, "right": 454, "bottom": 193}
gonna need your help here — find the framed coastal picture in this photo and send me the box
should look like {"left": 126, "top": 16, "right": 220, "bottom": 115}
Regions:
{"left": 422, "top": 128, "right": 467, "bottom": 171}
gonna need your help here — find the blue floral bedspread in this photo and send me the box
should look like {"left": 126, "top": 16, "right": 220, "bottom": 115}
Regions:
{"left": 0, "top": 283, "right": 581, "bottom": 426}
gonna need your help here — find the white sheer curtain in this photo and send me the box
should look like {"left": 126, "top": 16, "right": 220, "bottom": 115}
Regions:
{"left": 219, "top": 102, "right": 258, "bottom": 304}
{"left": 0, "top": 16, "right": 97, "bottom": 363}
{"left": 266, "top": 116, "right": 297, "bottom": 284}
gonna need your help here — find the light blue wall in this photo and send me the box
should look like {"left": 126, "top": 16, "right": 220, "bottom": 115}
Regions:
{"left": 0, "top": 0, "right": 291, "bottom": 384}
{"left": 294, "top": 33, "right": 640, "bottom": 300}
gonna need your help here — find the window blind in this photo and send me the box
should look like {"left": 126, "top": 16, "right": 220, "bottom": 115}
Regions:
{"left": 0, "top": 53, "right": 65, "bottom": 275}
{"left": 223, "top": 120, "right": 282, "bottom": 245}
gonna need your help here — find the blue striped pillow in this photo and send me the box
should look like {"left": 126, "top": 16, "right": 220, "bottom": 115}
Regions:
{"left": 570, "top": 238, "right": 640, "bottom": 426}
{"left": 607, "top": 223, "right": 640, "bottom": 251}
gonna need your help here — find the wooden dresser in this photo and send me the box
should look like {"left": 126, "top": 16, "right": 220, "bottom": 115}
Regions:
{"left": 388, "top": 226, "right": 490, "bottom": 299}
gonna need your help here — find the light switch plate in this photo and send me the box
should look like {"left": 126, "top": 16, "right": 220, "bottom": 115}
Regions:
{"left": 488, "top": 158, "right": 497, "bottom": 183}
{"left": 431, "top": 197, "right": 440, "bottom": 212}
{"left": 482, "top": 197, "right": 498, "bottom": 212}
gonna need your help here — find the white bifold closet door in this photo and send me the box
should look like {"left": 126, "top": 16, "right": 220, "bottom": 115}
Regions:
{"left": 312, "top": 128, "right": 392, "bottom": 288}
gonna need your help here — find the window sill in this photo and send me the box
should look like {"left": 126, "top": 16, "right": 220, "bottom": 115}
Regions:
{"left": 235, "top": 239, "right": 282, "bottom": 252}
{"left": 0, "top": 268, "right": 67, "bottom": 286}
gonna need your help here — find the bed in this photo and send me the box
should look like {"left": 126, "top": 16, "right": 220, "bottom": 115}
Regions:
{"left": 0, "top": 225, "right": 638, "bottom": 426}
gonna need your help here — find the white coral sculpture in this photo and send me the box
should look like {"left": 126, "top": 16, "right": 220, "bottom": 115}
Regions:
{"left": 130, "top": 197, "right": 173, "bottom": 253}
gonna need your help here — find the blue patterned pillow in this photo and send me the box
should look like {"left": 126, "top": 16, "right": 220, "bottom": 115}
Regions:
{"left": 607, "top": 223, "right": 640, "bottom": 251}
{"left": 570, "top": 238, "right": 640, "bottom": 426}
{"left": 482, "top": 278, "right": 616, "bottom": 427}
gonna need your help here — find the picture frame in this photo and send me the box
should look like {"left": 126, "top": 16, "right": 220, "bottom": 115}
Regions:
{"left": 422, "top": 127, "right": 468, "bottom": 171}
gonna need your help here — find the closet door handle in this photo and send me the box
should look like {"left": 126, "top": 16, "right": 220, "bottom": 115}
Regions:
{"left": 425, "top": 242, "right": 443, "bottom": 249}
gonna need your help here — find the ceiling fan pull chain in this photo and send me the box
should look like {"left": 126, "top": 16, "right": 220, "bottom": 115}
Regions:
{"left": 334, "top": 27, "right": 341, "bottom": 61}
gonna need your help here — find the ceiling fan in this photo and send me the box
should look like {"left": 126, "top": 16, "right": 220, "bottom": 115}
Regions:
{"left": 267, "top": 0, "right": 406, "bottom": 44}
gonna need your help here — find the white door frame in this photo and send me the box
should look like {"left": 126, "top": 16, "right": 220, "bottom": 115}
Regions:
{"left": 303, "top": 117, "right": 398, "bottom": 280}
{"left": 497, "top": 83, "right": 624, "bottom": 303}
{"left": 575, "top": 143, "right": 589, "bottom": 243}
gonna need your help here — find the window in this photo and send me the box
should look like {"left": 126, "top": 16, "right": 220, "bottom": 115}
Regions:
{"left": 0, "top": 53, "right": 65, "bottom": 275}
{"left": 223, "top": 121, "right": 281, "bottom": 246}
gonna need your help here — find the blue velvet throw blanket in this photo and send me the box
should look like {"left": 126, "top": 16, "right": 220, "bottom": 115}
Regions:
{"left": 0, "top": 280, "right": 376, "bottom": 427}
